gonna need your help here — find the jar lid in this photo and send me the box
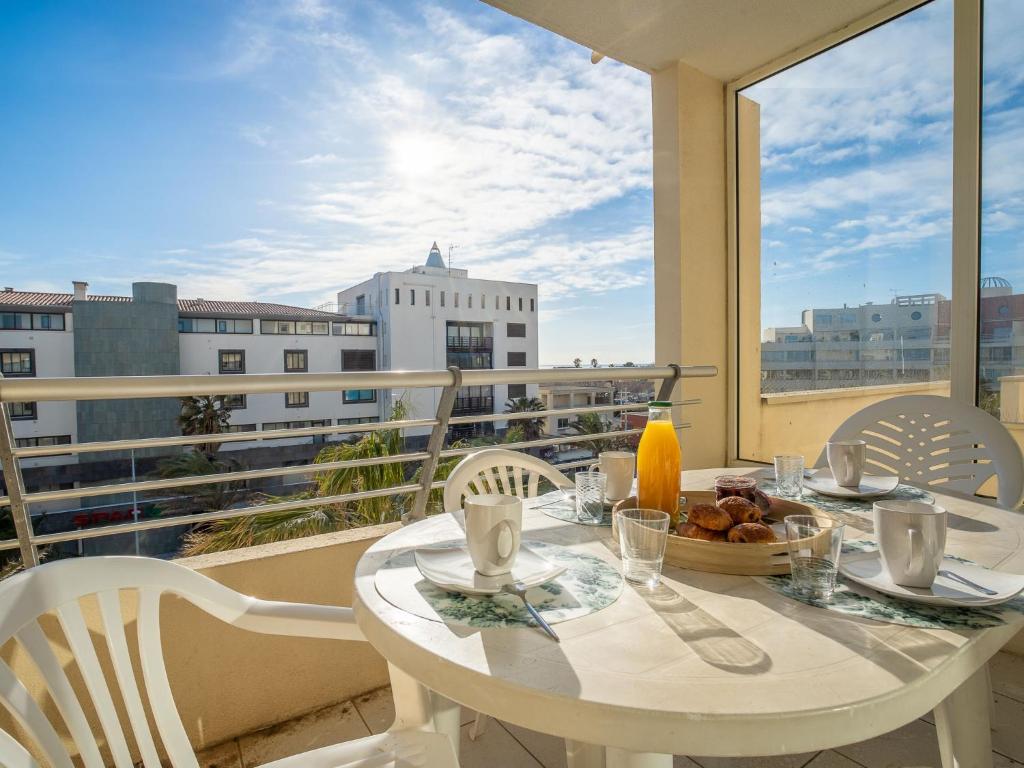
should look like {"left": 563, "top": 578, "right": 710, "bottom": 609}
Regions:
{"left": 648, "top": 400, "right": 672, "bottom": 407}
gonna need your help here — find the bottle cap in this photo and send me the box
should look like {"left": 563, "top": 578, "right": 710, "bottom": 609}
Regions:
{"left": 648, "top": 401, "right": 672, "bottom": 407}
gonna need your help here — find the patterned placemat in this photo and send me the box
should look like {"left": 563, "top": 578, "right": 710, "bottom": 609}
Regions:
{"left": 375, "top": 539, "right": 623, "bottom": 628}
{"left": 536, "top": 490, "right": 613, "bottom": 527}
{"left": 755, "top": 540, "right": 1024, "bottom": 629}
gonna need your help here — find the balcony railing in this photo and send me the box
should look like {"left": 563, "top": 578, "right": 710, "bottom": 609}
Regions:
{"left": 0, "top": 363, "right": 716, "bottom": 567}
{"left": 446, "top": 337, "right": 493, "bottom": 352}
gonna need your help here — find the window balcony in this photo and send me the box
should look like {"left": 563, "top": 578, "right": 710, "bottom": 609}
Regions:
{"left": 446, "top": 337, "right": 493, "bottom": 353}
{"left": 451, "top": 396, "right": 494, "bottom": 416}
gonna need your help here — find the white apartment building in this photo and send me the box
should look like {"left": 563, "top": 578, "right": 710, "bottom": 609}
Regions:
{"left": 0, "top": 281, "right": 378, "bottom": 480}
{"left": 337, "top": 243, "right": 540, "bottom": 439}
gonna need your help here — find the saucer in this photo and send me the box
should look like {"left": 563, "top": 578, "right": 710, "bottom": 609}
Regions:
{"left": 414, "top": 545, "right": 567, "bottom": 596}
{"left": 839, "top": 551, "right": 1024, "bottom": 607}
{"left": 804, "top": 468, "right": 900, "bottom": 499}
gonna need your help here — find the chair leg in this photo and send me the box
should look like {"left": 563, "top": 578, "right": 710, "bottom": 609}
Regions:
{"left": 469, "top": 712, "right": 489, "bottom": 741}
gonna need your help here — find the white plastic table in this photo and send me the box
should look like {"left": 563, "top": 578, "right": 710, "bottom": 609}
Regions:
{"left": 353, "top": 468, "right": 1024, "bottom": 768}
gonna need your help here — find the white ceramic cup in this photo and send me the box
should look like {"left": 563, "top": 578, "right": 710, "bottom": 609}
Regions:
{"left": 873, "top": 500, "right": 947, "bottom": 589}
{"left": 463, "top": 494, "right": 522, "bottom": 576}
{"left": 827, "top": 439, "right": 867, "bottom": 487}
{"left": 589, "top": 451, "right": 636, "bottom": 501}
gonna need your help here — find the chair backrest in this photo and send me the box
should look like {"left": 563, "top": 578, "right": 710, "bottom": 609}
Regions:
{"left": 0, "top": 556, "right": 280, "bottom": 768}
{"left": 813, "top": 395, "right": 1024, "bottom": 509}
{"left": 443, "top": 449, "right": 574, "bottom": 512}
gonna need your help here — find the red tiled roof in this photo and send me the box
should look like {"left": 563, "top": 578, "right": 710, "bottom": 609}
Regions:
{"left": 0, "top": 291, "right": 345, "bottom": 319}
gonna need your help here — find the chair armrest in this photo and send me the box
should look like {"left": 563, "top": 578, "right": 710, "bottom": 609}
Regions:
{"left": 229, "top": 598, "right": 365, "bottom": 643}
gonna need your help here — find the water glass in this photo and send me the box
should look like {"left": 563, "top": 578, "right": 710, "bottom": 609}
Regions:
{"left": 784, "top": 515, "right": 846, "bottom": 601}
{"left": 575, "top": 471, "right": 607, "bottom": 524}
{"left": 774, "top": 455, "right": 804, "bottom": 498}
{"left": 616, "top": 508, "right": 671, "bottom": 587}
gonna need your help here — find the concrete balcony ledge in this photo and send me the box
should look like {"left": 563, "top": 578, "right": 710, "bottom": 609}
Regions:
{"left": 761, "top": 379, "right": 949, "bottom": 406}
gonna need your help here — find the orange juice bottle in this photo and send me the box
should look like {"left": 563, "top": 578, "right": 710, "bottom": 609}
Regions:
{"left": 637, "top": 401, "right": 681, "bottom": 526}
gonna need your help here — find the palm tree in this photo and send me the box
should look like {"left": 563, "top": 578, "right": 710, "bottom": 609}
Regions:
{"left": 503, "top": 396, "right": 546, "bottom": 441}
{"left": 155, "top": 451, "right": 250, "bottom": 518}
{"left": 569, "top": 412, "right": 615, "bottom": 454}
{"left": 178, "top": 395, "right": 231, "bottom": 456}
{"left": 572, "top": 358, "right": 582, "bottom": 368}
{"left": 590, "top": 358, "right": 599, "bottom": 368}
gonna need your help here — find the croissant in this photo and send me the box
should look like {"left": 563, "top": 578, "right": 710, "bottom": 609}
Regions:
{"left": 727, "top": 522, "right": 777, "bottom": 544}
{"left": 677, "top": 522, "right": 727, "bottom": 542}
{"left": 718, "top": 496, "right": 761, "bottom": 525}
{"left": 687, "top": 503, "right": 733, "bottom": 531}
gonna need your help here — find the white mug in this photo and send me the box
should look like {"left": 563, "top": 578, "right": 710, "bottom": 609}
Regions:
{"left": 873, "top": 500, "right": 947, "bottom": 589}
{"left": 464, "top": 494, "right": 522, "bottom": 576}
{"left": 589, "top": 451, "right": 636, "bottom": 501}
{"left": 827, "top": 440, "right": 867, "bottom": 487}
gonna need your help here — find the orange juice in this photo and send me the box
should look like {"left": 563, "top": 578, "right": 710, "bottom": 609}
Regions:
{"left": 637, "top": 402, "right": 681, "bottom": 526}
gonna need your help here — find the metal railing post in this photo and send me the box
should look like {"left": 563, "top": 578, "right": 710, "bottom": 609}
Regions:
{"left": 0, "top": 392, "right": 39, "bottom": 567}
{"left": 408, "top": 366, "right": 462, "bottom": 523}
{"left": 656, "top": 364, "right": 682, "bottom": 401}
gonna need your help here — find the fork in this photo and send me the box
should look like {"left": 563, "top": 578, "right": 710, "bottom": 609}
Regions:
{"left": 938, "top": 569, "right": 998, "bottom": 595}
{"left": 501, "top": 582, "right": 560, "bottom": 641}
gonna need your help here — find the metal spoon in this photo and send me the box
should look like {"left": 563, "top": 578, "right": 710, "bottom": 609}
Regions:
{"left": 501, "top": 582, "right": 560, "bottom": 641}
{"left": 937, "top": 570, "right": 998, "bottom": 595}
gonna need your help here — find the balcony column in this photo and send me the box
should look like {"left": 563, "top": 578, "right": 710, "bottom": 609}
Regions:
{"left": 652, "top": 62, "right": 728, "bottom": 468}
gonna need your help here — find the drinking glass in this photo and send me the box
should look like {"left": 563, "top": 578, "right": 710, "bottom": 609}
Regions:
{"left": 616, "top": 508, "right": 670, "bottom": 587}
{"left": 774, "top": 455, "right": 804, "bottom": 498}
{"left": 575, "top": 471, "right": 607, "bottom": 524}
{"left": 784, "top": 515, "right": 846, "bottom": 601}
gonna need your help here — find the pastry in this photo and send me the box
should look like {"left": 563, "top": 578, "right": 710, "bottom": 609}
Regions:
{"left": 686, "top": 503, "right": 733, "bottom": 531}
{"left": 677, "top": 522, "right": 727, "bottom": 542}
{"left": 717, "top": 496, "right": 761, "bottom": 525}
{"left": 727, "top": 522, "right": 777, "bottom": 544}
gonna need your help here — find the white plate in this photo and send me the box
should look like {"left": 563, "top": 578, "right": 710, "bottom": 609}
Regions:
{"left": 839, "top": 551, "right": 1024, "bottom": 607}
{"left": 804, "top": 468, "right": 900, "bottom": 499}
{"left": 414, "top": 545, "right": 567, "bottom": 596}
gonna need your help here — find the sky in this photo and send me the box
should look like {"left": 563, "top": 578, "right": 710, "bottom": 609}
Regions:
{"left": 1, "top": 1, "right": 1021, "bottom": 364}
{"left": 0, "top": 0, "right": 653, "bottom": 367}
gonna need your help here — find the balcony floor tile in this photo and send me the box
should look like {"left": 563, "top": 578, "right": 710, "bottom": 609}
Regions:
{"left": 237, "top": 700, "right": 369, "bottom": 767}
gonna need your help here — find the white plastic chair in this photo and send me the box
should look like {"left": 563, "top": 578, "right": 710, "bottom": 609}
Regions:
{"left": 814, "top": 394, "right": 1024, "bottom": 510}
{"left": 443, "top": 448, "right": 574, "bottom": 513}
{"left": 0, "top": 556, "right": 459, "bottom": 768}
{"left": 443, "top": 448, "right": 573, "bottom": 742}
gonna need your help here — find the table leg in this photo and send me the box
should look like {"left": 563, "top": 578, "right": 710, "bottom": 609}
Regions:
{"left": 605, "top": 748, "right": 672, "bottom": 768}
{"left": 566, "top": 739, "right": 605, "bottom": 768}
{"left": 388, "top": 663, "right": 461, "bottom": 760}
{"left": 934, "top": 664, "right": 993, "bottom": 768}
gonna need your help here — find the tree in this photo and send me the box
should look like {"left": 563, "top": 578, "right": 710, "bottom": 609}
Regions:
{"left": 572, "top": 358, "right": 582, "bottom": 368}
{"left": 155, "top": 451, "right": 250, "bottom": 518}
{"left": 569, "top": 412, "right": 614, "bottom": 454}
{"left": 590, "top": 358, "right": 599, "bottom": 368}
{"left": 623, "top": 361, "right": 636, "bottom": 367}
{"left": 178, "top": 395, "right": 231, "bottom": 456}
{"left": 503, "top": 396, "right": 546, "bottom": 441}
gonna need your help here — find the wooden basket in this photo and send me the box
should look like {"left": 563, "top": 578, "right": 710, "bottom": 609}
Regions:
{"left": 615, "top": 490, "right": 831, "bottom": 576}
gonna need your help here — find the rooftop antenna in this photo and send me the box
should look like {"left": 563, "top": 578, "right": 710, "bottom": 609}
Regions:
{"left": 448, "top": 243, "right": 459, "bottom": 274}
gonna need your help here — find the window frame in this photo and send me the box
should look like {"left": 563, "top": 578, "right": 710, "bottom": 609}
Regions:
{"left": 284, "top": 349, "right": 308, "bottom": 373}
{"left": 285, "top": 391, "right": 310, "bottom": 408}
{"left": 507, "top": 351, "right": 527, "bottom": 367}
{"left": 0, "top": 349, "right": 35, "bottom": 377}
{"left": 725, "top": 0, "right": 983, "bottom": 464}
{"left": 218, "top": 349, "right": 245, "bottom": 374}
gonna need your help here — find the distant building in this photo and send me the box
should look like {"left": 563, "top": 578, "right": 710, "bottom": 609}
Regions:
{"left": 761, "top": 279, "right": 1024, "bottom": 394}
{"left": 337, "top": 242, "right": 539, "bottom": 440}
{"left": 538, "top": 384, "right": 615, "bottom": 436}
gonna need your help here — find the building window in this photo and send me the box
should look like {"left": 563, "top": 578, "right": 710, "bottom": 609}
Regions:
{"left": 15, "top": 435, "right": 71, "bottom": 449}
{"left": 426, "top": 290, "right": 431, "bottom": 307}
{"left": 507, "top": 352, "right": 527, "bottom": 367}
{"left": 179, "top": 317, "right": 253, "bottom": 334}
{"left": 338, "top": 416, "right": 379, "bottom": 426}
{"left": 226, "top": 423, "right": 257, "bottom": 433}
{"left": 440, "top": 291, "right": 446, "bottom": 307}
{"left": 507, "top": 322, "right": 526, "bottom": 338}
{"left": 557, "top": 418, "right": 570, "bottom": 430}
{"left": 355, "top": 294, "right": 366, "bottom": 314}
{"left": 911, "top": 311, "right": 923, "bottom": 321}
{"left": 455, "top": 292, "right": 460, "bottom": 308}
{"left": 507, "top": 384, "right": 527, "bottom": 399}
{"left": 506, "top": 296, "right": 511, "bottom": 311}
{"left": 495, "top": 295, "right": 500, "bottom": 310}
{"left": 468, "top": 294, "right": 472, "bottom": 309}
{"left": 1, "top": 312, "right": 65, "bottom": 331}
{"left": 284, "top": 349, "right": 308, "bottom": 372}
{"left": 259, "top": 320, "right": 328, "bottom": 335}
{"left": 0, "top": 349, "right": 34, "bottom": 376}
{"left": 394, "top": 288, "right": 400, "bottom": 305}
{"left": 218, "top": 350, "right": 245, "bottom": 373}
{"left": 8, "top": 401, "right": 36, "bottom": 420}
{"left": 262, "top": 420, "right": 329, "bottom": 432}
{"left": 332, "top": 322, "right": 376, "bottom": 336}
{"left": 518, "top": 297, "right": 523, "bottom": 311}
{"left": 410, "top": 289, "right": 416, "bottom": 305}
{"left": 530, "top": 298, "right": 535, "bottom": 312}
{"left": 482, "top": 294, "right": 486, "bottom": 309}
{"left": 285, "top": 391, "right": 309, "bottom": 408}
{"left": 342, "top": 349, "right": 377, "bottom": 404}
{"left": 223, "top": 394, "right": 246, "bottom": 409}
